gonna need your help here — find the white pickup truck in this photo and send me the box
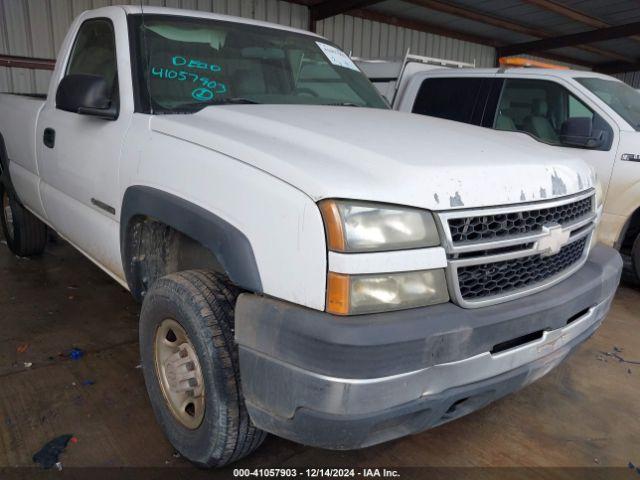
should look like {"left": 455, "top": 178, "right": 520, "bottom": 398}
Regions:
{"left": 358, "top": 55, "right": 640, "bottom": 283}
{"left": 0, "top": 6, "right": 622, "bottom": 468}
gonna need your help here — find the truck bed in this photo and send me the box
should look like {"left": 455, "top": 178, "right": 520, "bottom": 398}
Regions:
{"left": 0, "top": 92, "right": 46, "bottom": 194}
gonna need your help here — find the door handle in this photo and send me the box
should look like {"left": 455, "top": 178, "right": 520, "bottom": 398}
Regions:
{"left": 43, "top": 128, "right": 55, "bottom": 148}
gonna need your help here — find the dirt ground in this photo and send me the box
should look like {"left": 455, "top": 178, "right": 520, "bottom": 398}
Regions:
{"left": 0, "top": 234, "right": 638, "bottom": 472}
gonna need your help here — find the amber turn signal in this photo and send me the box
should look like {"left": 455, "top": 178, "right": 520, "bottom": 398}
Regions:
{"left": 326, "top": 272, "right": 350, "bottom": 315}
{"left": 318, "top": 200, "right": 346, "bottom": 252}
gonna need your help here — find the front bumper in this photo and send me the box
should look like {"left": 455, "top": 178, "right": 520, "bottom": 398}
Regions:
{"left": 235, "top": 245, "right": 622, "bottom": 449}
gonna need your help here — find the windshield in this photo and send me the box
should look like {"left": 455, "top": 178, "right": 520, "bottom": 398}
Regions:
{"left": 130, "top": 15, "right": 388, "bottom": 113}
{"left": 576, "top": 77, "right": 640, "bottom": 131}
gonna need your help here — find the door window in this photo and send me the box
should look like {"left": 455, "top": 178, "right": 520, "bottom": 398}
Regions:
{"left": 411, "top": 77, "right": 485, "bottom": 124}
{"left": 65, "top": 19, "right": 118, "bottom": 100}
{"left": 494, "top": 78, "right": 611, "bottom": 150}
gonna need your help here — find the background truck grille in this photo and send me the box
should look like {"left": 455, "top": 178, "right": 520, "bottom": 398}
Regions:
{"left": 448, "top": 196, "right": 593, "bottom": 244}
{"left": 456, "top": 237, "right": 588, "bottom": 300}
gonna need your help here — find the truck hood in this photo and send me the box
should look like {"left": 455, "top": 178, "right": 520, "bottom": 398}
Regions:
{"left": 150, "top": 105, "right": 595, "bottom": 211}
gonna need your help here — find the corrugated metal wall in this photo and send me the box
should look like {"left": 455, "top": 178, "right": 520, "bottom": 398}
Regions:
{"left": 614, "top": 71, "right": 640, "bottom": 88}
{"left": 316, "top": 14, "right": 495, "bottom": 68}
{"left": 0, "top": 0, "right": 496, "bottom": 94}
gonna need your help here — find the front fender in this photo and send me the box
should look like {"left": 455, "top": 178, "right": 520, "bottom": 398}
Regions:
{"left": 120, "top": 186, "right": 262, "bottom": 300}
{"left": 119, "top": 123, "right": 328, "bottom": 310}
{"left": 602, "top": 178, "right": 640, "bottom": 248}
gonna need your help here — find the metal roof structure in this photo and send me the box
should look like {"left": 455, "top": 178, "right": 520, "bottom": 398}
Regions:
{"left": 292, "top": 0, "right": 640, "bottom": 73}
{"left": 2, "top": 0, "right": 640, "bottom": 93}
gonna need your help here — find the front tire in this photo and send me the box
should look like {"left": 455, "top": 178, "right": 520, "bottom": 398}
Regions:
{"left": 139, "top": 270, "right": 266, "bottom": 467}
{"left": 0, "top": 185, "right": 47, "bottom": 257}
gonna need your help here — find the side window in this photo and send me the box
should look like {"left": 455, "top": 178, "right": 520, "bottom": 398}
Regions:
{"left": 569, "top": 95, "right": 592, "bottom": 118}
{"left": 412, "top": 78, "right": 485, "bottom": 125}
{"left": 494, "top": 78, "right": 611, "bottom": 150}
{"left": 65, "top": 19, "right": 118, "bottom": 99}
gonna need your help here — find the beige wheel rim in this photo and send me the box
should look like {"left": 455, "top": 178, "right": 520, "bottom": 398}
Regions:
{"left": 2, "top": 191, "right": 14, "bottom": 241}
{"left": 154, "top": 319, "right": 206, "bottom": 429}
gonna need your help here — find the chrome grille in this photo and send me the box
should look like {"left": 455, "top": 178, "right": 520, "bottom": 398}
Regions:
{"left": 437, "top": 190, "right": 597, "bottom": 308}
{"left": 457, "top": 237, "right": 587, "bottom": 300}
{"left": 448, "top": 196, "right": 593, "bottom": 244}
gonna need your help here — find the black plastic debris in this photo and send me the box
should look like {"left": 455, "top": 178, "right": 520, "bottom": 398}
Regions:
{"left": 599, "top": 348, "right": 640, "bottom": 366}
{"left": 33, "top": 434, "right": 73, "bottom": 469}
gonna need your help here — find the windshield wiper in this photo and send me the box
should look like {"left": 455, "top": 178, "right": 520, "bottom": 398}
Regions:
{"left": 322, "top": 102, "right": 363, "bottom": 107}
{"left": 163, "top": 98, "right": 262, "bottom": 114}
{"left": 213, "top": 98, "right": 261, "bottom": 105}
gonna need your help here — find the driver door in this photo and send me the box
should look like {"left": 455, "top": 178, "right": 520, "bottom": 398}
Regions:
{"left": 36, "top": 12, "right": 132, "bottom": 276}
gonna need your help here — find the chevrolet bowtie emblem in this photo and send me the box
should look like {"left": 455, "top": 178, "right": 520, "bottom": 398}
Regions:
{"left": 536, "top": 224, "right": 570, "bottom": 257}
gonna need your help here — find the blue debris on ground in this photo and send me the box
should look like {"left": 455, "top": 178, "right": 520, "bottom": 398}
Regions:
{"left": 69, "top": 348, "right": 84, "bottom": 360}
{"left": 59, "top": 348, "right": 85, "bottom": 361}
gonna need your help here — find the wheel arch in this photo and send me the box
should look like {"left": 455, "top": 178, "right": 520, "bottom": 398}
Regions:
{"left": 618, "top": 205, "right": 640, "bottom": 254}
{"left": 120, "top": 185, "right": 262, "bottom": 301}
{"left": 0, "top": 132, "right": 14, "bottom": 195}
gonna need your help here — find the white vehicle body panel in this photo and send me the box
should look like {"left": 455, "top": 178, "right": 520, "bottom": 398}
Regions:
{"left": 151, "top": 105, "right": 595, "bottom": 211}
{"left": 328, "top": 247, "right": 447, "bottom": 275}
{"left": 35, "top": 7, "right": 135, "bottom": 277}
{"left": 119, "top": 116, "right": 328, "bottom": 309}
{"left": 1, "top": 95, "right": 47, "bottom": 218}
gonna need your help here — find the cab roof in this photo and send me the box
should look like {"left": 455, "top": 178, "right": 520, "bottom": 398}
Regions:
{"left": 415, "top": 67, "right": 622, "bottom": 83}
{"left": 113, "top": 5, "right": 320, "bottom": 39}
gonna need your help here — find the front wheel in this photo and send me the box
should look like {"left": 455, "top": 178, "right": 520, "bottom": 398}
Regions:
{"left": 0, "top": 185, "right": 47, "bottom": 257}
{"left": 139, "top": 270, "right": 266, "bottom": 467}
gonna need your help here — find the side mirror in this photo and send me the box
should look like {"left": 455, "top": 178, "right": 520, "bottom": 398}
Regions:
{"left": 560, "top": 117, "right": 604, "bottom": 149}
{"left": 56, "top": 74, "right": 118, "bottom": 120}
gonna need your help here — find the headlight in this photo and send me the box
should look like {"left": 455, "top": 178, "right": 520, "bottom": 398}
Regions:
{"left": 319, "top": 200, "right": 440, "bottom": 252}
{"left": 327, "top": 270, "right": 449, "bottom": 315}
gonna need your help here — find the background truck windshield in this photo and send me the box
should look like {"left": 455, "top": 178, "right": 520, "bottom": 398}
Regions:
{"left": 130, "top": 15, "right": 388, "bottom": 113}
{"left": 577, "top": 77, "right": 640, "bottom": 131}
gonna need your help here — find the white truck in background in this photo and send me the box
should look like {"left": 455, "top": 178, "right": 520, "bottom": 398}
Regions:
{"left": 0, "top": 7, "right": 622, "bottom": 467}
{"left": 357, "top": 54, "right": 640, "bottom": 283}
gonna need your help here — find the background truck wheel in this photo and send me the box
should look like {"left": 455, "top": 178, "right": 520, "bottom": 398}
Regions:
{"left": 632, "top": 234, "right": 640, "bottom": 284}
{"left": 139, "top": 270, "right": 266, "bottom": 467}
{"left": 0, "top": 185, "right": 47, "bottom": 257}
